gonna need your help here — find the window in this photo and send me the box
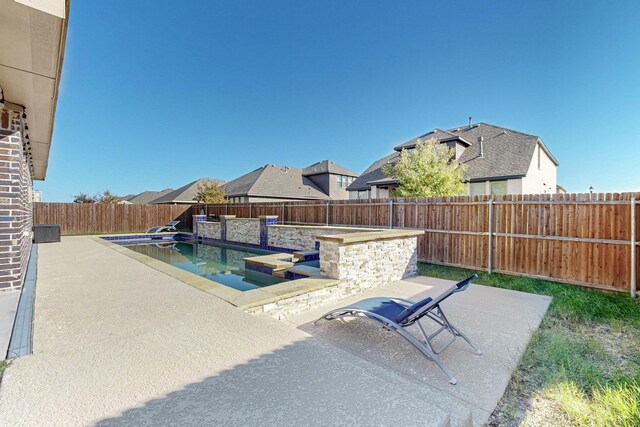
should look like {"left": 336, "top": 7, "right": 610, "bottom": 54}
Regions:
{"left": 490, "top": 181, "right": 507, "bottom": 196}
{"left": 469, "top": 182, "right": 486, "bottom": 196}
{"left": 357, "top": 190, "right": 370, "bottom": 199}
{"left": 337, "top": 175, "right": 353, "bottom": 188}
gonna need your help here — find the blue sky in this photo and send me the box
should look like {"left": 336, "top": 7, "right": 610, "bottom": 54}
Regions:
{"left": 40, "top": 0, "right": 640, "bottom": 201}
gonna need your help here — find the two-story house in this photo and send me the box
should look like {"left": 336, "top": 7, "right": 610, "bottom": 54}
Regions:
{"left": 223, "top": 160, "right": 359, "bottom": 202}
{"left": 348, "top": 122, "right": 559, "bottom": 199}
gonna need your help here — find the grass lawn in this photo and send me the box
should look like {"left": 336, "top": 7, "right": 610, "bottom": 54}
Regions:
{"left": 418, "top": 263, "right": 640, "bottom": 427}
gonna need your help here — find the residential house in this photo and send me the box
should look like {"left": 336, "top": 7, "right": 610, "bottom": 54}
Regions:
{"left": 118, "top": 188, "right": 174, "bottom": 204}
{"left": 151, "top": 178, "right": 226, "bottom": 204}
{"left": 348, "top": 122, "right": 559, "bottom": 199}
{"left": 0, "top": 0, "right": 69, "bottom": 291}
{"left": 223, "top": 161, "right": 359, "bottom": 203}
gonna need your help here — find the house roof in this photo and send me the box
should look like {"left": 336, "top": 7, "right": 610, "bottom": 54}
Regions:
{"left": 127, "top": 188, "right": 174, "bottom": 205}
{"left": 302, "top": 160, "right": 359, "bottom": 177}
{"left": 454, "top": 123, "right": 558, "bottom": 180}
{"left": 394, "top": 128, "right": 471, "bottom": 150}
{"left": 348, "top": 152, "right": 400, "bottom": 191}
{"left": 150, "top": 178, "right": 226, "bottom": 204}
{"left": 348, "top": 122, "right": 559, "bottom": 191}
{"left": 223, "top": 164, "right": 330, "bottom": 200}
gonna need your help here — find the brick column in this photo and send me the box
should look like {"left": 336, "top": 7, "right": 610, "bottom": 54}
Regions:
{"left": 0, "top": 107, "right": 33, "bottom": 291}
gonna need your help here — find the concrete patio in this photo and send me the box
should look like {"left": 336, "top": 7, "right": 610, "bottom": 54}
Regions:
{"left": 0, "top": 237, "right": 550, "bottom": 426}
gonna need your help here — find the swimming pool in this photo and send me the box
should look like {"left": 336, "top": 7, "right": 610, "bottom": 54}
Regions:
{"left": 125, "top": 240, "right": 286, "bottom": 291}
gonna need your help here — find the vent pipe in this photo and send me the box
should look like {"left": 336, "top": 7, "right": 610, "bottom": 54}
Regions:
{"left": 479, "top": 136, "right": 484, "bottom": 157}
{"left": 468, "top": 116, "right": 472, "bottom": 128}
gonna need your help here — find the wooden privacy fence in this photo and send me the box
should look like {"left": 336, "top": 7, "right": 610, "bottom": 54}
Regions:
{"left": 194, "top": 193, "right": 640, "bottom": 296}
{"left": 34, "top": 203, "right": 193, "bottom": 235}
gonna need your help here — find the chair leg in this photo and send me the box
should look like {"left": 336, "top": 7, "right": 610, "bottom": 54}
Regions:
{"left": 446, "top": 320, "right": 482, "bottom": 355}
{"left": 435, "top": 308, "right": 482, "bottom": 355}
{"left": 421, "top": 306, "right": 482, "bottom": 356}
{"left": 393, "top": 326, "right": 458, "bottom": 385}
{"left": 314, "top": 309, "right": 461, "bottom": 384}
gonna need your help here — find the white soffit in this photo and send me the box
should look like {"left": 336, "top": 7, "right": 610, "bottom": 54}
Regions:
{"left": 14, "top": 0, "right": 65, "bottom": 19}
{"left": 0, "top": 0, "right": 68, "bottom": 180}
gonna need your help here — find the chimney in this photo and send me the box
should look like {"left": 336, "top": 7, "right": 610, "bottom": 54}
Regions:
{"left": 478, "top": 136, "right": 484, "bottom": 157}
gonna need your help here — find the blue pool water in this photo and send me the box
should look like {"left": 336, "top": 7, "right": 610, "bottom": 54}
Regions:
{"left": 125, "top": 240, "right": 286, "bottom": 291}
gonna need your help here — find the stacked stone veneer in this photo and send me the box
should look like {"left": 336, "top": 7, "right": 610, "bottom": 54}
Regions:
{"left": 196, "top": 218, "right": 380, "bottom": 253}
{"left": 319, "top": 235, "right": 418, "bottom": 293}
{"left": 197, "top": 221, "right": 221, "bottom": 240}
{"left": 225, "top": 218, "right": 260, "bottom": 245}
{"left": 247, "top": 233, "right": 421, "bottom": 320}
{"left": 267, "top": 225, "right": 376, "bottom": 251}
{"left": 0, "top": 107, "right": 34, "bottom": 291}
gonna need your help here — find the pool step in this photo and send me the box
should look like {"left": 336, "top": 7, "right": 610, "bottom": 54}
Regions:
{"left": 292, "top": 250, "right": 319, "bottom": 262}
{"left": 285, "top": 265, "right": 326, "bottom": 279}
{"left": 272, "top": 268, "right": 288, "bottom": 279}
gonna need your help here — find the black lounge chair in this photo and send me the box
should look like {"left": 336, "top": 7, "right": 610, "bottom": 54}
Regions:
{"left": 314, "top": 274, "right": 482, "bottom": 385}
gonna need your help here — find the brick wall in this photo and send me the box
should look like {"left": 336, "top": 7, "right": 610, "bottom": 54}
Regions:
{"left": 0, "top": 107, "right": 33, "bottom": 291}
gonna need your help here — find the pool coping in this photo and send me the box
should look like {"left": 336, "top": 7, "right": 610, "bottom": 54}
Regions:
{"left": 92, "top": 234, "right": 340, "bottom": 310}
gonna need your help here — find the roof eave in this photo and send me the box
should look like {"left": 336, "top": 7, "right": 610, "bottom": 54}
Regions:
{"left": 394, "top": 136, "right": 471, "bottom": 151}
{"left": 467, "top": 174, "right": 526, "bottom": 182}
{"left": 537, "top": 138, "right": 560, "bottom": 166}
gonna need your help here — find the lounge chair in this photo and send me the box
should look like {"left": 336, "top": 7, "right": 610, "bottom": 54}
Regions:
{"left": 146, "top": 220, "right": 180, "bottom": 234}
{"left": 314, "top": 274, "right": 481, "bottom": 385}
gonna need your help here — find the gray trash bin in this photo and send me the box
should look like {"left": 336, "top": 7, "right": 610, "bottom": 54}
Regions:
{"left": 33, "top": 224, "right": 61, "bottom": 243}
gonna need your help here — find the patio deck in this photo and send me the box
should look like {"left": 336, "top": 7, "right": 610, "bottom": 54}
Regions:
{"left": 0, "top": 236, "right": 550, "bottom": 426}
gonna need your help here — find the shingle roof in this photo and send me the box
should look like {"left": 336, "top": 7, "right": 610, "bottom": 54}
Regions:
{"left": 150, "top": 178, "right": 226, "bottom": 204}
{"left": 394, "top": 128, "right": 470, "bottom": 151}
{"left": 348, "top": 122, "right": 559, "bottom": 191}
{"left": 222, "top": 164, "right": 330, "bottom": 200}
{"left": 454, "top": 123, "right": 540, "bottom": 180}
{"left": 347, "top": 151, "right": 400, "bottom": 191}
{"left": 127, "top": 188, "right": 174, "bottom": 204}
{"left": 302, "top": 160, "right": 359, "bottom": 177}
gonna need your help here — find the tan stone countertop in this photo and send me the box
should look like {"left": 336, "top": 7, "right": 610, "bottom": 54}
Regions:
{"left": 316, "top": 229, "right": 424, "bottom": 244}
{"left": 243, "top": 253, "right": 294, "bottom": 269}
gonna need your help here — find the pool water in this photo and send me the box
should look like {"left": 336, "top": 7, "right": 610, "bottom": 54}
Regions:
{"left": 125, "top": 241, "right": 286, "bottom": 291}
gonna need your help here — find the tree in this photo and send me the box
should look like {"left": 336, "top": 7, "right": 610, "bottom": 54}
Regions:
{"left": 382, "top": 138, "right": 467, "bottom": 197}
{"left": 195, "top": 180, "right": 227, "bottom": 204}
{"left": 73, "top": 193, "right": 97, "bottom": 204}
{"left": 96, "top": 190, "right": 119, "bottom": 204}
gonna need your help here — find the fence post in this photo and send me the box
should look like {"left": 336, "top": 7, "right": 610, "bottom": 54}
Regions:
{"left": 632, "top": 197, "right": 637, "bottom": 298}
{"left": 488, "top": 199, "right": 494, "bottom": 274}
{"left": 249, "top": 203, "right": 252, "bottom": 218}
{"left": 281, "top": 203, "right": 285, "bottom": 224}
{"left": 389, "top": 200, "right": 394, "bottom": 229}
{"left": 326, "top": 202, "right": 330, "bottom": 226}
{"left": 225, "top": 204, "right": 228, "bottom": 215}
